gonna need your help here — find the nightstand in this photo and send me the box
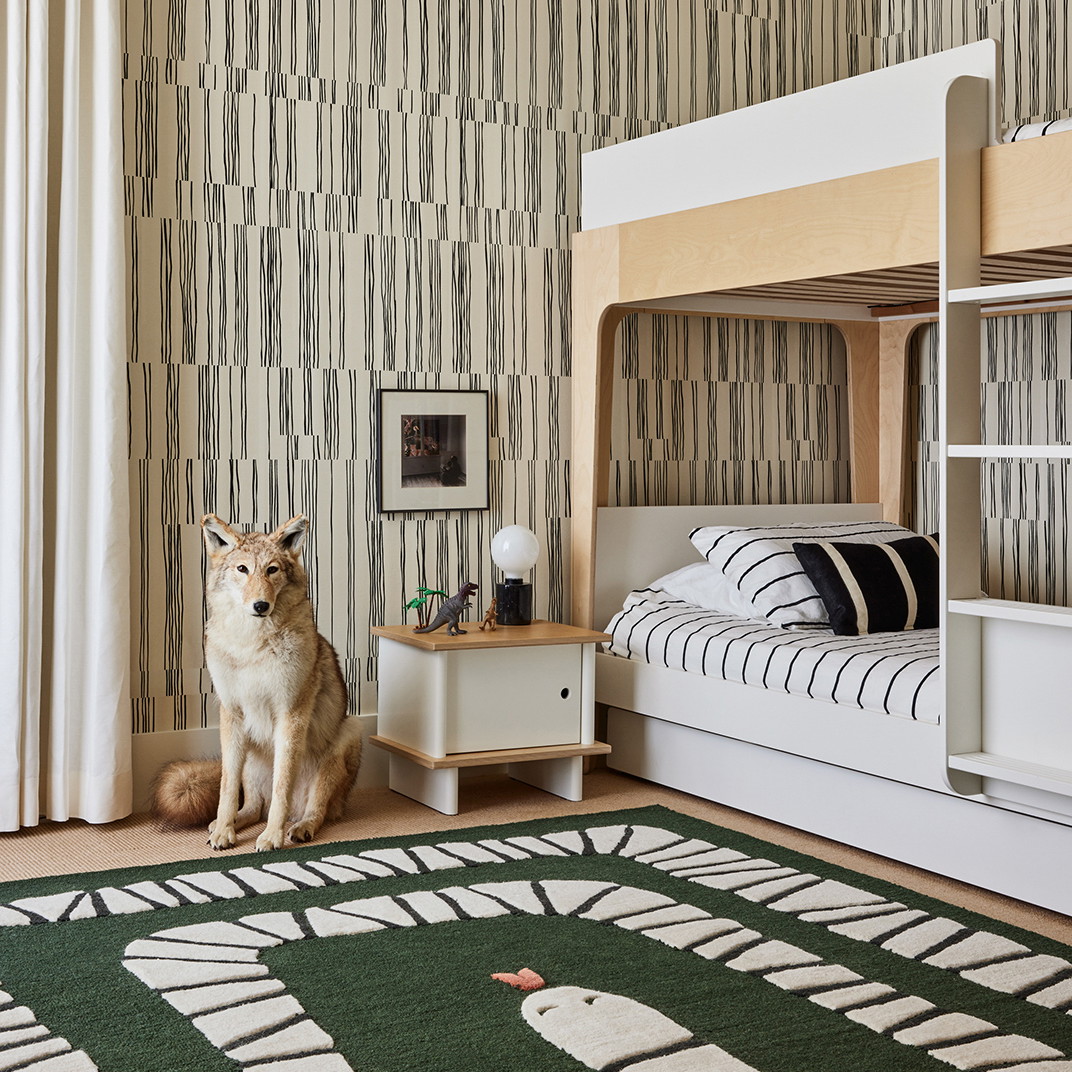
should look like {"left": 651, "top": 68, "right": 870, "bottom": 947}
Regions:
{"left": 370, "top": 621, "right": 612, "bottom": 814}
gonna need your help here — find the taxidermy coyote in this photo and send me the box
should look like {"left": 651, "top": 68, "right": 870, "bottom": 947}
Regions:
{"left": 151, "top": 514, "right": 362, "bottom": 851}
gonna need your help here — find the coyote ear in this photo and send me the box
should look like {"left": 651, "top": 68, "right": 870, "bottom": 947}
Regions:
{"left": 201, "top": 514, "right": 240, "bottom": 557}
{"left": 272, "top": 514, "right": 309, "bottom": 556}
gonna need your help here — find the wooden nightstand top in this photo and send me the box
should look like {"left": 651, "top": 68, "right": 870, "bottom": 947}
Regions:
{"left": 370, "top": 620, "right": 611, "bottom": 652}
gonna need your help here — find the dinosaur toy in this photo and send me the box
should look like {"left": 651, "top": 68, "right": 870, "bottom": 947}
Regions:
{"left": 478, "top": 598, "right": 498, "bottom": 631}
{"left": 413, "top": 582, "right": 478, "bottom": 635}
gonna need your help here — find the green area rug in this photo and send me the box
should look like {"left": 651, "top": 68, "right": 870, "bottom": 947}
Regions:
{"left": 1, "top": 805, "right": 1071, "bottom": 1071}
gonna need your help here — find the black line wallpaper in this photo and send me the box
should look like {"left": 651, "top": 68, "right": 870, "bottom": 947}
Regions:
{"left": 124, "top": 0, "right": 1072, "bottom": 733}
{"left": 607, "top": 315, "right": 851, "bottom": 508}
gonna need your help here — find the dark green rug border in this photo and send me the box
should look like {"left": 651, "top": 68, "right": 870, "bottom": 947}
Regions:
{"left": 2, "top": 803, "right": 1068, "bottom": 960}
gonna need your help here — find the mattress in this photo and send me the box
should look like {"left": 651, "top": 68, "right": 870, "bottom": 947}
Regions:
{"left": 605, "top": 589, "right": 940, "bottom": 724}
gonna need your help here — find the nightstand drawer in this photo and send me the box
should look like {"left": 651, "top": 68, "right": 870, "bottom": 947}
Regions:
{"left": 444, "top": 645, "right": 582, "bottom": 752}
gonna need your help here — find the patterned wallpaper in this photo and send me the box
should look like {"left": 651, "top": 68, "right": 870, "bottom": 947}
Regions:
{"left": 607, "top": 316, "right": 851, "bottom": 508}
{"left": 123, "top": 0, "right": 727, "bottom": 731}
{"left": 124, "top": 0, "right": 1072, "bottom": 734}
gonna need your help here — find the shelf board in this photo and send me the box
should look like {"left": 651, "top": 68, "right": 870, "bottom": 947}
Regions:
{"left": 948, "top": 276, "right": 1072, "bottom": 305}
{"left": 949, "top": 444, "right": 1072, "bottom": 459}
{"left": 370, "top": 735, "right": 612, "bottom": 770}
{"left": 948, "top": 597, "right": 1072, "bottom": 627}
{"left": 949, "top": 751, "right": 1072, "bottom": 796}
{"left": 947, "top": 444, "right": 1072, "bottom": 459}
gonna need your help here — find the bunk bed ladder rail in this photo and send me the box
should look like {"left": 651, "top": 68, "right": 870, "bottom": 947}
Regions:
{"left": 939, "top": 74, "right": 1072, "bottom": 816}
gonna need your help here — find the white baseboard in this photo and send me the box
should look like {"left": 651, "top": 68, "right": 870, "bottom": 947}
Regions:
{"left": 131, "top": 714, "right": 388, "bottom": 812}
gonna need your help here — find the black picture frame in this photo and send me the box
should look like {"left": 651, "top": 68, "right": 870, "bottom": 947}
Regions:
{"left": 376, "top": 389, "right": 490, "bottom": 512}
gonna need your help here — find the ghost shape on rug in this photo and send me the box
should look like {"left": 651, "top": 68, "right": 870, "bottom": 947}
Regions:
{"left": 519, "top": 984, "right": 759, "bottom": 1071}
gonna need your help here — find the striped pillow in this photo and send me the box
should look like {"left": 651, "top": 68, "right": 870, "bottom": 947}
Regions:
{"left": 792, "top": 534, "right": 940, "bottom": 635}
{"left": 688, "top": 521, "right": 916, "bottom": 628}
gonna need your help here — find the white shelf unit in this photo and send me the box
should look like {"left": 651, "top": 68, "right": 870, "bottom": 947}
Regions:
{"left": 948, "top": 597, "right": 1072, "bottom": 627}
{"left": 939, "top": 78, "right": 1072, "bottom": 808}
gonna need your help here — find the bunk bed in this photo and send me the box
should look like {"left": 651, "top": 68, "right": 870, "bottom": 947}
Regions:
{"left": 569, "top": 40, "right": 1072, "bottom": 915}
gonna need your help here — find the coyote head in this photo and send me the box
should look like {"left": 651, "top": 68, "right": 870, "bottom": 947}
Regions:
{"left": 201, "top": 514, "right": 309, "bottom": 619}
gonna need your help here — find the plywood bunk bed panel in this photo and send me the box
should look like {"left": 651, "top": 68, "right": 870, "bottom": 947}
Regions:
{"left": 571, "top": 42, "right": 1072, "bottom": 914}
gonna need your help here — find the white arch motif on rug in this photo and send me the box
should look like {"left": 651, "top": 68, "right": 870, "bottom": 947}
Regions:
{"left": 6, "top": 822, "right": 1071, "bottom": 1022}
{"left": 123, "top": 878, "right": 1070, "bottom": 1072}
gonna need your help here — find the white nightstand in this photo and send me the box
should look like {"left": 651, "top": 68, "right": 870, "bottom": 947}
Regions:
{"left": 370, "top": 621, "right": 612, "bottom": 814}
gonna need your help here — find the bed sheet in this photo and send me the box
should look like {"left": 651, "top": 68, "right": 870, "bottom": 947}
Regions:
{"left": 605, "top": 589, "right": 940, "bottom": 723}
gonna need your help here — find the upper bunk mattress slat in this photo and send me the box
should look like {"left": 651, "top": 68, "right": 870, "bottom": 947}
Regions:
{"left": 706, "top": 243, "right": 1072, "bottom": 310}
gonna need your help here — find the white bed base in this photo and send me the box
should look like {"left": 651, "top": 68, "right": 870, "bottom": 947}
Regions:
{"left": 594, "top": 504, "right": 1072, "bottom": 915}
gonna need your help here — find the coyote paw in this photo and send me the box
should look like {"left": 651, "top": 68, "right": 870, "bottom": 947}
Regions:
{"left": 256, "top": 828, "right": 286, "bottom": 852}
{"left": 208, "top": 824, "right": 236, "bottom": 851}
{"left": 287, "top": 819, "right": 319, "bottom": 844}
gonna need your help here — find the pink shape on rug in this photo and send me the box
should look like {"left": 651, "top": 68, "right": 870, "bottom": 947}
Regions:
{"left": 491, "top": 968, "right": 545, "bottom": 991}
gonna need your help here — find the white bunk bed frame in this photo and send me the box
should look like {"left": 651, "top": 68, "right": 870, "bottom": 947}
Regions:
{"left": 573, "top": 42, "right": 1072, "bottom": 915}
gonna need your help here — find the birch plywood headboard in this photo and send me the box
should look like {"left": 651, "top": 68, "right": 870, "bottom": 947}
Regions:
{"left": 592, "top": 503, "right": 883, "bottom": 631}
{"left": 582, "top": 40, "right": 1000, "bottom": 230}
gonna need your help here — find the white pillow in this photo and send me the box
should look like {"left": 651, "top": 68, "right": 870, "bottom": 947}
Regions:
{"left": 644, "top": 562, "right": 759, "bottom": 619}
{"left": 688, "top": 521, "right": 917, "bottom": 628}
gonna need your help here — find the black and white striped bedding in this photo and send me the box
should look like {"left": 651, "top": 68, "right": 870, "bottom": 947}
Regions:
{"left": 605, "top": 589, "right": 940, "bottom": 723}
{"left": 1002, "top": 117, "right": 1072, "bottom": 142}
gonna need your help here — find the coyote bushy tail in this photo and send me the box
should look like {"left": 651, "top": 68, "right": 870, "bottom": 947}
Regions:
{"left": 149, "top": 759, "right": 223, "bottom": 828}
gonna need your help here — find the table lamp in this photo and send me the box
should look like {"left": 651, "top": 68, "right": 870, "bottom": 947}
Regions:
{"left": 492, "top": 525, "right": 539, "bottom": 626}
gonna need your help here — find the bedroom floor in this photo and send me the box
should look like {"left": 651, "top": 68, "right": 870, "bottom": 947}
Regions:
{"left": 1, "top": 768, "right": 1069, "bottom": 943}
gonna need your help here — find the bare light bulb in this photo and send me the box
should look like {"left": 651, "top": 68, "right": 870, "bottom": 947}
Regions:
{"left": 491, "top": 525, "right": 539, "bottom": 579}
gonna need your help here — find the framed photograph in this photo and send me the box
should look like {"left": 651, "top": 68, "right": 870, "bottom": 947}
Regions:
{"left": 377, "top": 389, "right": 490, "bottom": 512}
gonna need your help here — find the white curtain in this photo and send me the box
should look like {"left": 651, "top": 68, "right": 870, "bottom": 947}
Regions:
{"left": 0, "top": 0, "right": 131, "bottom": 829}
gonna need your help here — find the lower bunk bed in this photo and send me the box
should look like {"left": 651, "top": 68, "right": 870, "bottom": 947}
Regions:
{"left": 593, "top": 503, "right": 1072, "bottom": 916}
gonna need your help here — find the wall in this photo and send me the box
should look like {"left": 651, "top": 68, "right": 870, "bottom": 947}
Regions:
{"left": 607, "top": 315, "right": 852, "bottom": 507}
{"left": 122, "top": 0, "right": 730, "bottom": 742}
{"left": 124, "top": 0, "right": 1072, "bottom": 762}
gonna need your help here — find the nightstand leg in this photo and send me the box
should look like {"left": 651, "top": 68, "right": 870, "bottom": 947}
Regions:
{"left": 508, "top": 756, "right": 584, "bottom": 801}
{"left": 388, "top": 756, "right": 459, "bottom": 814}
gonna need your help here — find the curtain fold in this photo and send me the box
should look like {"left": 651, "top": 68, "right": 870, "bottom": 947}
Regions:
{"left": 0, "top": 0, "right": 131, "bottom": 830}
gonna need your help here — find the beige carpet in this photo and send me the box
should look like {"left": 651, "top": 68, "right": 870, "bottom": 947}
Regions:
{"left": 1, "top": 769, "right": 1069, "bottom": 944}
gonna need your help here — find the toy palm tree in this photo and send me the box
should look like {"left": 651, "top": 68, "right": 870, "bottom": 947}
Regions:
{"left": 405, "top": 586, "right": 447, "bottom": 628}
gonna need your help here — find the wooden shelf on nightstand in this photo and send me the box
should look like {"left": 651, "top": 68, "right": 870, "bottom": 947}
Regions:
{"left": 371, "top": 736, "right": 612, "bottom": 770}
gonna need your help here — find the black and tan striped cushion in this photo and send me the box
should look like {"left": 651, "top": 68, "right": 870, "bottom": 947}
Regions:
{"left": 792, "top": 534, "right": 940, "bottom": 636}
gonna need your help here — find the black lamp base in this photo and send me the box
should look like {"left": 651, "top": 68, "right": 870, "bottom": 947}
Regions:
{"left": 495, "top": 580, "right": 532, "bottom": 626}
